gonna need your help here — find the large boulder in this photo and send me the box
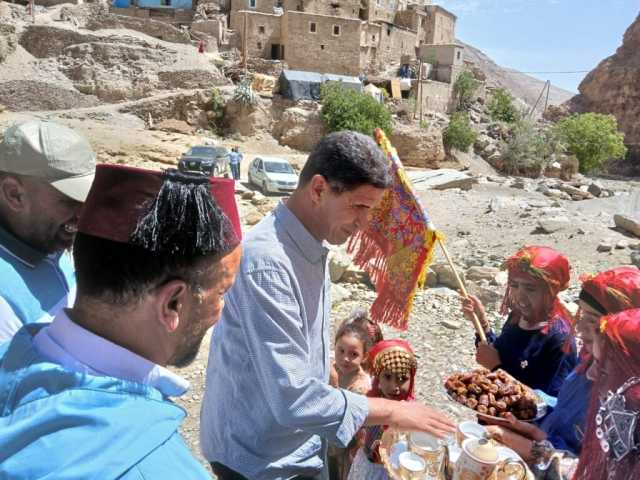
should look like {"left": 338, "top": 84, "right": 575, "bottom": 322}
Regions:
{"left": 272, "top": 107, "right": 327, "bottom": 152}
{"left": 224, "top": 97, "right": 273, "bottom": 136}
{"left": 390, "top": 124, "right": 446, "bottom": 168}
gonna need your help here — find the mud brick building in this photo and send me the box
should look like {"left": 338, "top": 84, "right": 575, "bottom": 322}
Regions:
{"left": 229, "top": 0, "right": 459, "bottom": 77}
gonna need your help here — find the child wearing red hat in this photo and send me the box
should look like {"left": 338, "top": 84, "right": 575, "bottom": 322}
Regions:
{"left": 462, "top": 246, "right": 578, "bottom": 396}
{"left": 348, "top": 339, "right": 418, "bottom": 480}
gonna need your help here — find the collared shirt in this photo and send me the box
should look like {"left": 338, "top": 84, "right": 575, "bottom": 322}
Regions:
{"left": 0, "top": 224, "right": 75, "bottom": 343}
{"left": 33, "top": 309, "right": 189, "bottom": 397}
{"left": 201, "top": 202, "right": 369, "bottom": 480}
{"left": 229, "top": 151, "right": 242, "bottom": 165}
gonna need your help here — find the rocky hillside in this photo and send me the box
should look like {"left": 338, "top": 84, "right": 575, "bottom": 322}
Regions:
{"left": 462, "top": 41, "right": 574, "bottom": 108}
{"left": 568, "top": 13, "right": 640, "bottom": 163}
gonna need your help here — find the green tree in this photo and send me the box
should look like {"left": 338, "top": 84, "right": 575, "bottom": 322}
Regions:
{"left": 554, "top": 113, "right": 627, "bottom": 173}
{"left": 443, "top": 112, "right": 477, "bottom": 152}
{"left": 501, "top": 119, "right": 555, "bottom": 177}
{"left": 320, "top": 82, "right": 393, "bottom": 137}
{"left": 453, "top": 71, "right": 480, "bottom": 111}
{"left": 488, "top": 88, "right": 520, "bottom": 123}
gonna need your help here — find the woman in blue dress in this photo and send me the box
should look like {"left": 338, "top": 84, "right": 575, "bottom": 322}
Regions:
{"left": 462, "top": 246, "right": 578, "bottom": 397}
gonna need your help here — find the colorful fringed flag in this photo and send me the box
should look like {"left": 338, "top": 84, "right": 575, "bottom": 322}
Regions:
{"left": 347, "top": 128, "right": 443, "bottom": 330}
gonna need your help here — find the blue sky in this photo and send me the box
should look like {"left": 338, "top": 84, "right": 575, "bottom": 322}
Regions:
{"left": 435, "top": 0, "right": 639, "bottom": 93}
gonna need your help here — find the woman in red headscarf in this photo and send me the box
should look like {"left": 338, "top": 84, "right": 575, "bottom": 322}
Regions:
{"left": 482, "top": 267, "right": 640, "bottom": 466}
{"left": 572, "top": 307, "right": 640, "bottom": 480}
{"left": 461, "top": 246, "right": 577, "bottom": 396}
{"left": 348, "top": 339, "right": 417, "bottom": 480}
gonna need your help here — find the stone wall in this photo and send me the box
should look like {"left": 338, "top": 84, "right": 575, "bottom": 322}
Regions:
{"left": 282, "top": 0, "right": 361, "bottom": 19}
{"left": 364, "top": 1, "right": 396, "bottom": 24}
{"left": 283, "top": 11, "right": 361, "bottom": 75}
{"left": 89, "top": 12, "right": 191, "bottom": 43}
{"left": 416, "top": 79, "right": 452, "bottom": 114}
{"left": 231, "top": 10, "right": 282, "bottom": 58}
{"left": 423, "top": 5, "right": 455, "bottom": 44}
{"left": 376, "top": 24, "right": 417, "bottom": 68}
{"left": 418, "top": 43, "right": 463, "bottom": 67}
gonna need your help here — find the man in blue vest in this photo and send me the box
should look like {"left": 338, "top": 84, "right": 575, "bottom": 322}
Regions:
{"left": 0, "top": 164, "right": 242, "bottom": 478}
{"left": 0, "top": 120, "right": 96, "bottom": 342}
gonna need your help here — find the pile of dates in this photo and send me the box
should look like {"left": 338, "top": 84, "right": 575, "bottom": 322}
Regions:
{"left": 445, "top": 368, "right": 538, "bottom": 420}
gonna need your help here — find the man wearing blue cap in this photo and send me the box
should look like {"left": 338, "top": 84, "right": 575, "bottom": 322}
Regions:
{"left": 0, "top": 120, "right": 96, "bottom": 342}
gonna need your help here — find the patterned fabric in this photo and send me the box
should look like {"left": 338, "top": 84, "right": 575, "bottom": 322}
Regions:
{"left": 347, "top": 129, "right": 441, "bottom": 330}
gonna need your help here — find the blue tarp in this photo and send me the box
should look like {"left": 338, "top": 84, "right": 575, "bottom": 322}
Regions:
{"left": 112, "top": 0, "right": 193, "bottom": 9}
{"left": 278, "top": 69, "right": 362, "bottom": 101}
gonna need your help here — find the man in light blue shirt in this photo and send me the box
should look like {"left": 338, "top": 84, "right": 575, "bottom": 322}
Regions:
{"left": 201, "top": 131, "right": 455, "bottom": 480}
{"left": 0, "top": 120, "right": 96, "bottom": 342}
{"left": 0, "top": 165, "right": 242, "bottom": 478}
{"left": 229, "top": 146, "right": 243, "bottom": 180}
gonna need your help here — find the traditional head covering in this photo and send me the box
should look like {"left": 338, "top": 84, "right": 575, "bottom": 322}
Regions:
{"left": 574, "top": 308, "right": 640, "bottom": 480}
{"left": 367, "top": 339, "right": 418, "bottom": 401}
{"left": 571, "top": 267, "right": 640, "bottom": 373}
{"left": 580, "top": 268, "right": 640, "bottom": 316}
{"left": 501, "top": 246, "right": 572, "bottom": 333}
{"left": 77, "top": 164, "right": 241, "bottom": 254}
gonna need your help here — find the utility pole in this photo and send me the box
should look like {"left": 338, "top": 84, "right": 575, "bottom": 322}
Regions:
{"left": 527, "top": 80, "right": 550, "bottom": 118}
{"left": 242, "top": 11, "right": 248, "bottom": 74}
{"left": 29, "top": 0, "right": 35, "bottom": 23}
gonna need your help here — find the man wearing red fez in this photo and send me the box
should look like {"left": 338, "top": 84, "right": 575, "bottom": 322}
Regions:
{"left": 0, "top": 165, "right": 242, "bottom": 478}
{"left": 201, "top": 131, "right": 455, "bottom": 480}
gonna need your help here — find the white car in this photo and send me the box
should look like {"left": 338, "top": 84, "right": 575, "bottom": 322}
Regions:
{"left": 248, "top": 156, "right": 299, "bottom": 194}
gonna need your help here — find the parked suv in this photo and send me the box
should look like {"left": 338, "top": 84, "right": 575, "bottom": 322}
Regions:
{"left": 178, "top": 145, "right": 230, "bottom": 177}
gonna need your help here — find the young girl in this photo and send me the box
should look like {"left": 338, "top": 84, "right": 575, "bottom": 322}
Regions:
{"left": 329, "top": 314, "right": 375, "bottom": 479}
{"left": 461, "top": 246, "right": 577, "bottom": 396}
{"left": 348, "top": 339, "right": 418, "bottom": 480}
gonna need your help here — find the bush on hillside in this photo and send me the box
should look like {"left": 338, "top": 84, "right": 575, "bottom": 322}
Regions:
{"left": 488, "top": 88, "right": 520, "bottom": 123}
{"left": 320, "top": 82, "right": 393, "bottom": 137}
{"left": 554, "top": 113, "right": 627, "bottom": 173}
{"left": 453, "top": 71, "right": 480, "bottom": 111}
{"left": 443, "top": 112, "right": 477, "bottom": 152}
{"left": 208, "top": 87, "right": 225, "bottom": 132}
{"left": 500, "top": 119, "right": 555, "bottom": 177}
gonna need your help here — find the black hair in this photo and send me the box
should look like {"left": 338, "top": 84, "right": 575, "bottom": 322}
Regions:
{"left": 130, "top": 169, "right": 237, "bottom": 256}
{"left": 73, "top": 232, "right": 229, "bottom": 303}
{"left": 299, "top": 131, "right": 391, "bottom": 192}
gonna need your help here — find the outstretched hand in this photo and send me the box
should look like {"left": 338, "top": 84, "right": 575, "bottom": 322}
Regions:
{"left": 389, "top": 402, "right": 457, "bottom": 439}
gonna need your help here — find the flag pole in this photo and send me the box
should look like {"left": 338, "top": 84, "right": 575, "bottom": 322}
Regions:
{"left": 437, "top": 238, "right": 488, "bottom": 343}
